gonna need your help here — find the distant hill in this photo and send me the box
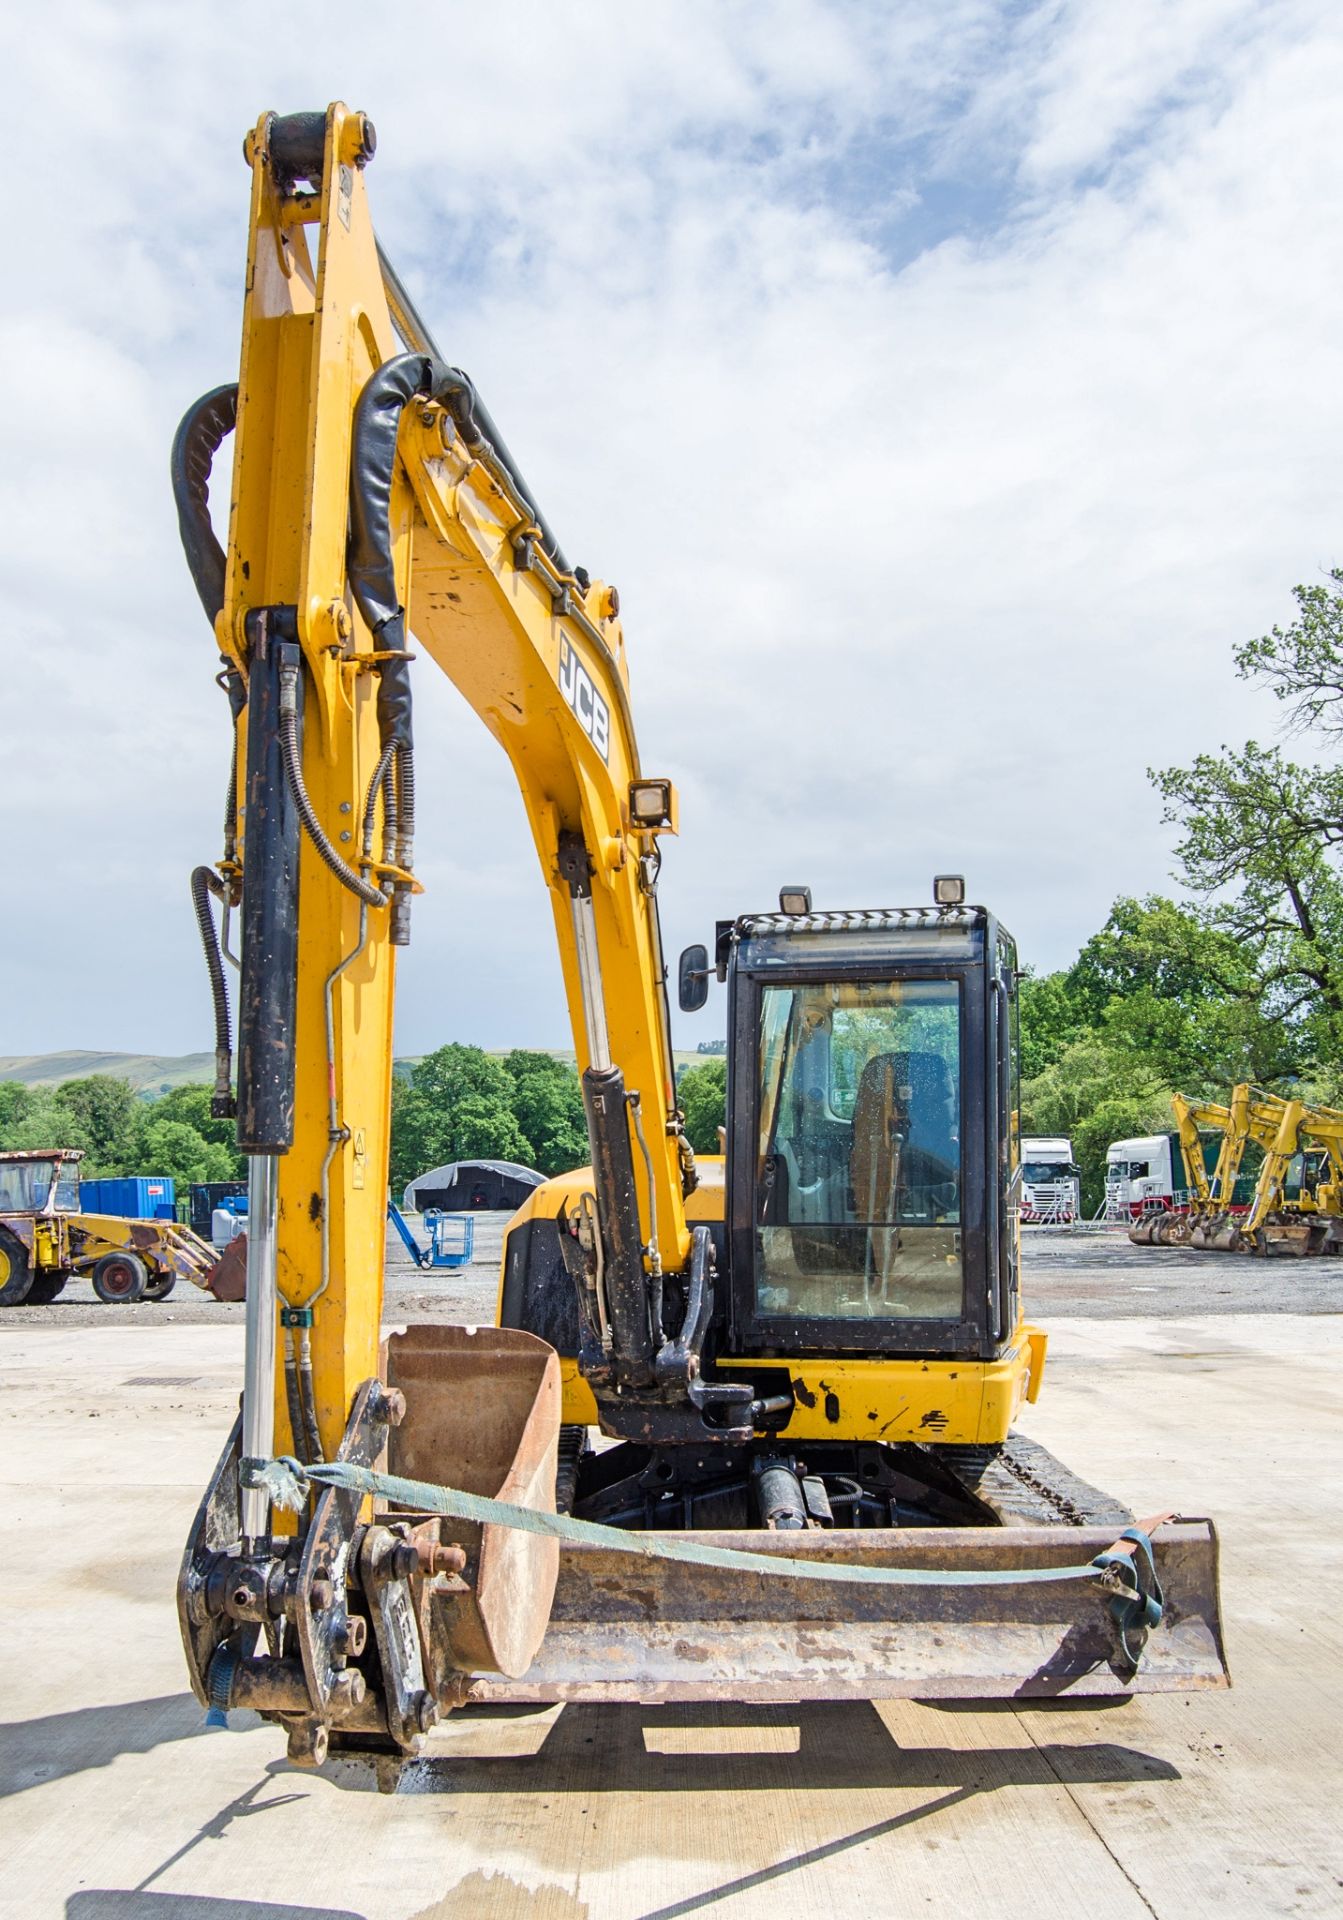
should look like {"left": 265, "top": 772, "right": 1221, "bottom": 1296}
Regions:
{"left": 0, "top": 1050, "right": 219, "bottom": 1095}
{"left": 2, "top": 1044, "right": 721, "bottom": 1096}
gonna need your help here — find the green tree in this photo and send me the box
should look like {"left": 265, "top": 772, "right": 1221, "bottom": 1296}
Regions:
{"left": 52, "top": 1076, "right": 138, "bottom": 1169}
{"left": 0, "top": 1086, "right": 93, "bottom": 1155}
{"left": 1017, "top": 970, "right": 1090, "bottom": 1080}
{"left": 413, "top": 1043, "right": 516, "bottom": 1114}
{"left": 150, "top": 1084, "right": 246, "bottom": 1175}
{"left": 447, "top": 1095, "right": 532, "bottom": 1165}
{"left": 1069, "top": 894, "right": 1303, "bottom": 1091}
{"left": 502, "top": 1053, "right": 588, "bottom": 1177}
{"left": 1021, "top": 1034, "right": 1172, "bottom": 1213}
{"left": 1147, "top": 569, "right": 1343, "bottom": 1076}
{"left": 137, "top": 1116, "right": 235, "bottom": 1186}
{"left": 1152, "top": 748, "right": 1343, "bottom": 1062}
{"left": 390, "top": 1045, "right": 537, "bottom": 1192}
{"left": 0, "top": 1082, "right": 38, "bottom": 1134}
{"left": 678, "top": 1059, "right": 727, "bottom": 1154}
{"left": 1235, "top": 566, "right": 1343, "bottom": 738}
{"left": 388, "top": 1080, "right": 440, "bottom": 1193}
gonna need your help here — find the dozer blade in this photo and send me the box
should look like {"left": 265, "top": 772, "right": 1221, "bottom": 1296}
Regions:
{"left": 460, "top": 1519, "right": 1228, "bottom": 1706}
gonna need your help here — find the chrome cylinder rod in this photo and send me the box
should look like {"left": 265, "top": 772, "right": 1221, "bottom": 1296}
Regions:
{"left": 240, "top": 1151, "right": 280, "bottom": 1547}
{"left": 569, "top": 889, "right": 612, "bottom": 1071}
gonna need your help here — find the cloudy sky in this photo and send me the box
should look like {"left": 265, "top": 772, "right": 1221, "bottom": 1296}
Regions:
{"left": 4, "top": 0, "right": 1341, "bottom": 1057}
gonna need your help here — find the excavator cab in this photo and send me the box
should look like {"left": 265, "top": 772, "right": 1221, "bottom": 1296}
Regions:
{"left": 721, "top": 900, "right": 1018, "bottom": 1358}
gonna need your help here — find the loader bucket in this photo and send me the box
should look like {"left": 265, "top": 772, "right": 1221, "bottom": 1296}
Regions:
{"left": 208, "top": 1232, "right": 247, "bottom": 1300}
{"left": 1128, "top": 1217, "right": 1156, "bottom": 1245}
{"left": 384, "top": 1325, "right": 561, "bottom": 1678}
{"left": 459, "top": 1519, "right": 1228, "bottom": 1706}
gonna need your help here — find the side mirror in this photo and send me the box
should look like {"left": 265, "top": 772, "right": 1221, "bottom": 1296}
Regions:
{"left": 678, "top": 943, "right": 710, "bottom": 1013}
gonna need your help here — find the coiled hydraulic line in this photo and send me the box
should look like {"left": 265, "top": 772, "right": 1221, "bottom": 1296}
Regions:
{"left": 275, "top": 656, "right": 388, "bottom": 909}
{"left": 189, "top": 866, "right": 235, "bottom": 1119}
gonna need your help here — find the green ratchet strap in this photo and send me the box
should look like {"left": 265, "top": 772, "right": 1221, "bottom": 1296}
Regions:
{"left": 244, "top": 1455, "right": 1167, "bottom": 1628}
{"left": 1092, "top": 1527, "right": 1166, "bottom": 1661}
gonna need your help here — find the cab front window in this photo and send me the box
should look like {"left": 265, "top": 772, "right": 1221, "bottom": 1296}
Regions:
{"left": 754, "top": 978, "right": 962, "bottom": 1321}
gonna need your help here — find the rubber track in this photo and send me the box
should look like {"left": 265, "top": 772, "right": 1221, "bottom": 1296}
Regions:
{"left": 929, "top": 1433, "right": 1133, "bottom": 1529}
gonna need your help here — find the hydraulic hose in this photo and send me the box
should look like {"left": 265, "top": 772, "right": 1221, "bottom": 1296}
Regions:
{"left": 172, "top": 385, "right": 239, "bottom": 632}
{"left": 276, "top": 661, "right": 386, "bottom": 909}
{"left": 297, "top": 1327, "right": 324, "bottom": 1464}
{"left": 190, "top": 866, "right": 235, "bottom": 1118}
{"left": 381, "top": 753, "right": 399, "bottom": 849}
{"left": 283, "top": 1337, "right": 308, "bottom": 1465}
{"left": 361, "top": 741, "right": 395, "bottom": 862}
{"left": 390, "top": 744, "right": 415, "bottom": 944}
{"left": 345, "top": 350, "right": 583, "bottom": 945}
{"left": 223, "top": 753, "right": 239, "bottom": 873}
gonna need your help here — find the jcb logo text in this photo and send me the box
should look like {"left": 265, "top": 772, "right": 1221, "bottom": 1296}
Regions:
{"left": 558, "top": 639, "right": 610, "bottom": 762}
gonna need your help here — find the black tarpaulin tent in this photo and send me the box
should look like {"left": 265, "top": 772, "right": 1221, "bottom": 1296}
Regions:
{"left": 403, "top": 1159, "right": 544, "bottom": 1213}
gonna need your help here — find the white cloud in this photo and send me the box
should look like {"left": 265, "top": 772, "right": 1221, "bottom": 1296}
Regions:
{"left": 2, "top": 0, "right": 1340, "bottom": 1057}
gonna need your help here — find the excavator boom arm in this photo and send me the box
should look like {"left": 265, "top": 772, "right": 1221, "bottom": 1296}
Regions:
{"left": 179, "top": 104, "right": 689, "bottom": 1466}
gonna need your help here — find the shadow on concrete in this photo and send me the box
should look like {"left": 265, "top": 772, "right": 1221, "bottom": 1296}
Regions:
{"left": 395, "top": 1698, "right": 1179, "bottom": 1796}
{"left": 46, "top": 1701, "right": 1179, "bottom": 1919}
{"left": 66, "top": 1772, "right": 345, "bottom": 1920}
{"left": 69, "top": 1899, "right": 364, "bottom": 1919}
{"left": 629, "top": 1787, "right": 975, "bottom": 1920}
{"left": 7, "top": 1693, "right": 1179, "bottom": 1808}
{"left": 1, "top": 1693, "right": 214, "bottom": 1799}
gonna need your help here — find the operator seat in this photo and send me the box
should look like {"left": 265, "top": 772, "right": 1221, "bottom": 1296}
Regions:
{"left": 850, "top": 1050, "right": 958, "bottom": 1307}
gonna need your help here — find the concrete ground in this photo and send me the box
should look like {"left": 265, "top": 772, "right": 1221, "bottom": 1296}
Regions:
{"left": 1, "top": 1240, "right": 1341, "bottom": 1919}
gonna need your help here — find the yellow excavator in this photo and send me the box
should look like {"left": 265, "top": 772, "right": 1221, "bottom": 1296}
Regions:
{"left": 173, "top": 105, "right": 1226, "bottom": 1770}
{"left": 1134, "top": 1085, "right": 1343, "bottom": 1255}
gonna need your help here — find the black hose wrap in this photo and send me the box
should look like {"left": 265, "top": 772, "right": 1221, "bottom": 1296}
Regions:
{"left": 347, "top": 355, "right": 427, "bottom": 753}
{"left": 172, "top": 385, "right": 239, "bottom": 631}
{"left": 346, "top": 348, "right": 578, "bottom": 944}
{"left": 346, "top": 349, "right": 573, "bottom": 752}
{"left": 174, "top": 385, "right": 246, "bottom": 717}
{"left": 190, "top": 866, "right": 235, "bottom": 1118}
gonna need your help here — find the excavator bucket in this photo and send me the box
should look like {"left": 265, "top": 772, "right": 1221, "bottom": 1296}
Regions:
{"left": 455, "top": 1517, "right": 1228, "bottom": 1705}
{"left": 383, "top": 1325, "right": 562, "bottom": 1677}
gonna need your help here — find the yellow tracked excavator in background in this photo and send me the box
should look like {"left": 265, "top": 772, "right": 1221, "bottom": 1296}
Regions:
{"left": 173, "top": 105, "right": 1226, "bottom": 1771}
{"left": 1132, "top": 1085, "right": 1343, "bottom": 1255}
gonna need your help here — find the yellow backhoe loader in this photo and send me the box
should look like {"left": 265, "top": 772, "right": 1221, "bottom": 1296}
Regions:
{"left": 0, "top": 1149, "right": 220, "bottom": 1303}
{"left": 173, "top": 104, "right": 1226, "bottom": 1772}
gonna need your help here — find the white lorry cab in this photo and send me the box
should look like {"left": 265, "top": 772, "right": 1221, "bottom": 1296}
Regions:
{"left": 1019, "top": 1136, "right": 1082, "bottom": 1223}
{"left": 1104, "top": 1134, "right": 1181, "bottom": 1219}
